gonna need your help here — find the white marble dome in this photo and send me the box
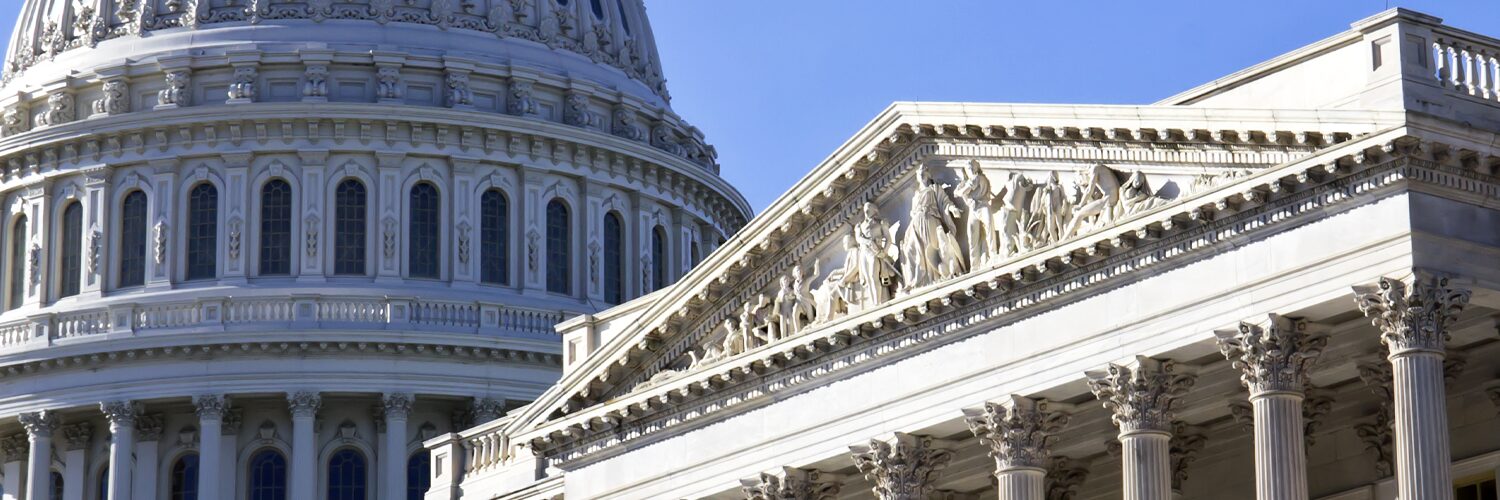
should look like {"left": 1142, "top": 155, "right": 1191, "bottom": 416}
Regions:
{"left": 0, "top": 0, "right": 749, "bottom": 497}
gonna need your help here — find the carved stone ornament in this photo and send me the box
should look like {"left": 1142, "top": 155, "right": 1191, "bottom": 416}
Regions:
{"left": 87, "top": 227, "right": 102, "bottom": 276}
{"left": 382, "top": 392, "right": 413, "bottom": 420}
{"left": 194, "top": 394, "right": 229, "bottom": 420}
{"left": 18, "top": 410, "right": 60, "bottom": 438}
{"left": 27, "top": 242, "right": 40, "bottom": 289}
{"left": 153, "top": 219, "right": 169, "bottom": 264}
{"left": 2, "top": 105, "right": 29, "bottom": 136}
{"left": 1353, "top": 276, "right": 1470, "bottom": 356}
{"left": 227, "top": 216, "right": 243, "bottom": 260}
{"left": 1355, "top": 410, "right": 1394, "bottom": 477}
{"left": 563, "top": 92, "right": 596, "bottom": 128}
{"left": 61, "top": 423, "right": 92, "bottom": 450}
{"left": 227, "top": 65, "right": 258, "bottom": 101}
{"left": 963, "top": 395, "right": 1070, "bottom": 471}
{"left": 305, "top": 215, "right": 320, "bottom": 257}
{"left": 100, "top": 400, "right": 140, "bottom": 425}
{"left": 445, "top": 71, "right": 473, "bottom": 108}
{"left": 507, "top": 79, "right": 537, "bottom": 116}
{"left": 0, "top": 434, "right": 27, "bottom": 461}
{"left": 1045, "top": 456, "right": 1090, "bottom": 500}
{"left": 1085, "top": 356, "right": 1195, "bottom": 434}
{"left": 287, "top": 391, "right": 322, "bottom": 418}
{"left": 94, "top": 79, "right": 129, "bottom": 116}
{"left": 303, "top": 64, "right": 329, "bottom": 98}
{"left": 1214, "top": 314, "right": 1326, "bottom": 395}
{"left": 850, "top": 432, "right": 954, "bottom": 500}
{"left": 382, "top": 218, "right": 397, "bottom": 259}
{"left": 377, "top": 66, "right": 403, "bottom": 100}
{"left": 611, "top": 107, "right": 644, "bottom": 141}
{"left": 158, "top": 70, "right": 191, "bottom": 107}
{"left": 739, "top": 467, "right": 842, "bottom": 500}
{"left": 37, "top": 91, "right": 74, "bottom": 126}
{"left": 1169, "top": 421, "right": 1206, "bottom": 491}
{"left": 471, "top": 397, "right": 506, "bottom": 423}
{"left": 136, "top": 414, "right": 165, "bottom": 441}
{"left": 456, "top": 221, "right": 471, "bottom": 264}
{"left": 526, "top": 228, "right": 540, "bottom": 271}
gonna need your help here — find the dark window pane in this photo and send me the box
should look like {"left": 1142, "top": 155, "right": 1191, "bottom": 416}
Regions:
{"left": 259, "top": 180, "right": 293, "bottom": 276}
{"left": 327, "top": 449, "right": 367, "bottom": 500}
{"left": 603, "top": 212, "right": 623, "bottom": 304}
{"left": 119, "top": 191, "right": 148, "bottom": 287}
{"left": 59, "top": 202, "right": 82, "bottom": 298}
{"left": 170, "top": 453, "right": 199, "bottom": 500}
{"left": 408, "top": 183, "right": 441, "bottom": 279}
{"left": 650, "top": 226, "right": 666, "bottom": 292}
{"left": 406, "top": 451, "right": 431, "bottom": 500}
{"left": 248, "top": 449, "right": 286, "bottom": 500}
{"left": 186, "top": 183, "right": 218, "bottom": 281}
{"left": 590, "top": 0, "right": 603, "bottom": 18}
{"left": 97, "top": 469, "right": 107, "bottom": 500}
{"left": 9, "top": 215, "right": 26, "bottom": 310}
{"left": 615, "top": 0, "right": 630, "bottom": 33}
{"left": 545, "top": 200, "right": 570, "bottom": 294}
{"left": 480, "top": 190, "right": 508, "bottom": 285}
{"left": 334, "top": 180, "right": 367, "bottom": 276}
{"left": 50, "top": 471, "right": 62, "bottom": 500}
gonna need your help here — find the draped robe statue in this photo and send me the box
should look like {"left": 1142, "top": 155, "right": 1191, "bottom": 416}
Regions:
{"left": 954, "top": 160, "right": 997, "bottom": 268}
{"left": 900, "top": 167, "right": 966, "bottom": 291}
{"left": 850, "top": 202, "right": 900, "bottom": 309}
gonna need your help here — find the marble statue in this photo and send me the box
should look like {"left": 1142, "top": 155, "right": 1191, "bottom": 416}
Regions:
{"left": 899, "top": 166, "right": 965, "bottom": 291}
{"left": 851, "top": 202, "right": 900, "bottom": 309}
{"left": 954, "top": 160, "right": 997, "bottom": 268}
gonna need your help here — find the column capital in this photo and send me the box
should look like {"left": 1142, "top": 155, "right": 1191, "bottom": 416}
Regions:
{"left": 382, "top": 393, "right": 413, "bottom": 421}
{"left": 849, "top": 432, "right": 955, "bottom": 499}
{"left": 194, "top": 394, "right": 229, "bottom": 420}
{"left": 287, "top": 391, "right": 321, "bottom": 418}
{"left": 1353, "top": 275, "right": 1469, "bottom": 356}
{"left": 1215, "top": 314, "right": 1326, "bottom": 396}
{"left": 18, "top": 410, "right": 60, "bottom": 438}
{"left": 1085, "top": 356, "right": 1195, "bottom": 434}
{"left": 60, "top": 423, "right": 92, "bottom": 451}
{"left": 0, "top": 434, "right": 25, "bottom": 461}
{"left": 136, "top": 414, "right": 164, "bottom": 442}
{"left": 99, "top": 400, "right": 140, "bottom": 426}
{"left": 963, "top": 395, "right": 1071, "bottom": 472}
{"left": 471, "top": 397, "right": 506, "bottom": 424}
{"left": 739, "top": 467, "right": 842, "bottom": 500}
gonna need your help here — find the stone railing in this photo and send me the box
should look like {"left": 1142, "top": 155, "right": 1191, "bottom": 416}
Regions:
{"left": 1432, "top": 29, "right": 1500, "bottom": 104}
{"left": 0, "top": 295, "right": 568, "bottom": 353}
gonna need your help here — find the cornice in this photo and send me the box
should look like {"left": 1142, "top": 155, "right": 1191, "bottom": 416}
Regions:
{"left": 511, "top": 130, "right": 1500, "bottom": 467}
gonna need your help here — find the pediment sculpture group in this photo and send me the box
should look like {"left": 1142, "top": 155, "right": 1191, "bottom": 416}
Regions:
{"left": 684, "top": 161, "right": 1170, "bottom": 371}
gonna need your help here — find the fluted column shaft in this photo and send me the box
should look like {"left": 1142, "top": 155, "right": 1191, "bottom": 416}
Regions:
{"left": 1391, "top": 351, "right": 1452, "bottom": 500}
{"left": 194, "top": 395, "right": 227, "bottom": 495}
{"left": 1120, "top": 430, "right": 1172, "bottom": 500}
{"left": 383, "top": 394, "right": 412, "bottom": 500}
{"left": 1251, "top": 393, "right": 1308, "bottom": 500}
{"left": 288, "top": 392, "right": 320, "bottom": 500}
{"left": 19, "top": 412, "right": 55, "bottom": 500}
{"left": 996, "top": 467, "right": 1046, "bottom": 500}
{"left": 102, "top": 402, "right": 136, "bottom": 500}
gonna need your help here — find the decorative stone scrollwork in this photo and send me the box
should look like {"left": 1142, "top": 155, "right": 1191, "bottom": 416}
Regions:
{"left": 456, "top": 221, "right": 471, "bottom": 264}
{"left": 37, "top": 91, "right": 74, "bottom": 126}
{"left": 563, "top": 92, "right": 597, "bottom": 128}
{"left": 227, "top": 216, "right": 243, "bottom": 260}
{"left": 506, "top": 80, "right": 537, "bottom": 116}
{"left": 287, "top": 391, "right": 322, "bottom": 418}
{"left": 1169, "top": 421, "right": 1206, "bottom": 492}
{"left": 1085, "top": 356, "right": 1195, "bottom": 434}
{"left": 303, "top": 64, "right": 329, "bottom": 99}
{"left": 650, "top": 123, "right": 684, "bottom": 156}
{"left": 194, "top": 394, "right": 229, "bottom": 420}
{"left": 2, "top": 106, "right": 29, "bottom": 136}
{"left": 1214, "top": 314, "right": 1326, "bottom": 395}
{"left": 94, "top": 79, "right": 129, "bottom": 116}
{"left": 27, "top": 242, "right": 40, "bottom": 289}
{"left": 445, "top": 71, "right": 474, "bottom": 108}
{"left": 18, "top": 410, "right": 60, "bottom": 438}
{"left": 471, "top": 397, "right": 506, "bottom": 423}
{"left": 377, "top": 66, "right": 404, "bottom": 101}
{"left": 382, "top": 218, "right": 398, "bottom": 259}
{"left": 1354, "top": 410, "right": 1394, "bottom": 477}
{"left": 964, "top": 395, "right": 1070, "bottom": 472}
{"left": 850, "top": 433, "right": 954, "bottom": 500}
{"left": 305, "top": 215, "right": 319, "bottom": 257}
{"left": 1045, "top": 456, "right": 1090, "bottom": 500}
{"left": 100, "top": 400, "right": 140, "bottom": 425}
{"left": 227, "top": 65, "right": 258, "bottom": 102}
{"left": 158, "top": 70, "right": 192, "bottom": 107}
{"left": 87, "top": 227, "right": 102, "bottom": 276}
{"left": 153, "top": 218, "right": 169, "bottom": 265}
{"left": 383, "top": 392, "right": 413, "bottom": 420}
{"left": 611, "top": 107, "right": 644, "bottom": 141}
{"left": 526, "top": 228, "right": 539, "bottom": 272}
{"left": 587, "top": 240, "right": 600, "bottom": 285}
{"left": 136, "top": 414, "right": 165, "bottom": 441}
{"left": 0, "top": 434, "right": 26, "bottom": 461}
{"left": 740, "top": 467, "right": 842, "bottom": 500}
{"left": 1353, "top": 276, "right": 1470, "bottom": 356}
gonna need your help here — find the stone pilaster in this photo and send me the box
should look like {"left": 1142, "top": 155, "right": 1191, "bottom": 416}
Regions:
{"left": 849, "top": 432, "right": 954, "bottom": 500}
{"left": 100, "top": 401, "right": 138, "bottom": 500}
{"left": 287, "top": 391, "right": 321, "bottom": 500}
{"left": 18, "top": 410, "right": 58, "bottom": 500}
{"left": 1354, "top": 276, "right": 1468, "bottom": 500}
{"left": 1215, "top": 314, "right": 1325, "bottom": 500}
{"left": 1086, "top": 356, "right": 1195, "bottom": 500}
{"left": 739, "top": 467, "right": 842, "bottom": 500}
{"left": 964, "top": 395, "right": 1070, "bottom": 500}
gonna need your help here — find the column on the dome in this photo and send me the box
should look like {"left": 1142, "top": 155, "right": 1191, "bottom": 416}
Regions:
{"left": 222, "top": 152, "right": 251, "bottom": 282}
{"left": 193, "top": 395, "right": 228, "bottom": 493}
{"left": 81, "top": 171, "right": 108, "bottom": 296}
{"left": 18, "top": 410, "right": 57, "bottom": 500}
{"left": 60, "top": 423, "right": 91, "bottom": 500}
{"left": 383, "top": 393, "right": 413, "bottom": 500}
{"left": 287, "top": 391, "right": 321, "bottom": 500}
{"left": 1354, "top": 276, "right": 1469, "bottom": 500}
{"left": 374, "top": 153, "right": 404, "bottom": 281}
{"left": 1, "top": 434, "right": 25, "bottom": 500}
{"left": 452, "top": 158, "right": 478, "bottom": 284}
{"left": 964, "top": 395, "right": 1071, "bottom": 500}
{"left": 1086, "top": 356, "right": 1195, "bottom": 500}
{"left": 20, "top": 185, "right": 49, "bottom": 308}
{"left": 1215, "top": 315, "right": 1325, "bottom": 500}
{"left": 297, "top": 149, "right": 328, "bottom": 281}
{"left": 132, "top": 415, "right": 162, "bottom": 500}
{"left": 848, "top": 432, "right": 954, "bottom": 500}
{"left": 101, "top": 401, "right": 137, "bottom": 500}
{"left": 145, "top": 158, "right": 176, "bottom": 289}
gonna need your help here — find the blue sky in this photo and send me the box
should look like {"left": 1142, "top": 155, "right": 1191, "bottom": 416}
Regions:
{"left": 0, "top": 0, "right": 1494, "bottom": 212}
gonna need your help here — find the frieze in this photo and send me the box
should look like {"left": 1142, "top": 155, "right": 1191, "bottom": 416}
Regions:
{"left": 529, "top": 141, "right": 1463, "bottom": 467}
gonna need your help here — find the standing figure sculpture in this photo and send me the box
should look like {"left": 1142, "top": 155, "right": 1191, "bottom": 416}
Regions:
{"left": 851, "top": 203, "right": 900, "bottom": 310}
{"left": 1030, "top": 171, "right": 1067, "bottom": 248}
{"left": 900, "top": 166, "right": 965, "bottom": 291}
{"left": 994, "top": 172, "right": 1032, "bottom": 257}
{"left": 954, "top": 160, "right": 997, "bottom": 268}
{"left": 770, "top": 276, "right": 797, "bottom": 341}
{"left": 790, "top": 263, "right": 818, "bottom": 332}
{"left": 814, "top": 236, "right": 861, "bottom": 323}
{"left": 1064, "top": 163, "right": 1124, "bottom": 238}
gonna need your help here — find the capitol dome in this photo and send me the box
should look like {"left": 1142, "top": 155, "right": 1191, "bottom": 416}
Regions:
{"left": 0, "top": 0, "right": 749, "bottom": 497}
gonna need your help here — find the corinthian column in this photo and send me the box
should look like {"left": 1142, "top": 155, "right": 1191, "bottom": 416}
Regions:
{"left": 287, "top": 391, "right": 321, "bottom": 500}
{"left": 193, "top": 395, "right": 227, "bottom": 494}
{"left": 383, "top": 393, "right": 412, "bottom": 500}
{"left": 100, "top": 401, "right": 138, "bottom": 500}
{"left": 1086, "top": 356, "right": 1195, "bottom": 500}
{"left": 1354, "top": 276, "right": 1469, "bottom": 500}
{"left": 963, "top": 396, "right": 1070, "bottom": 500}
{"left": 739, "top": 467, "right": 842, "bottom": 500}
{"left": 1215, "top": 314, "right": 1325, "bottom": 500}
{"left": 849, "top": 432, "right": 954, "bottom": 500}
{"left": 18, "top": 411, "right": 58, "bottom": 500}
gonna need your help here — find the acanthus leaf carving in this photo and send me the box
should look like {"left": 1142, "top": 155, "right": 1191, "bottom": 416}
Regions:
{"left": 850, "top": 432, "right": 953, "bottom": 500}
{"left": 1086, "top": 356, "right": 1195, "bottom": 434}
{"left": 1353, "top": 276, "right": 1470, "bottom": 356}
{"left": 963, "top": 395, "right": 1070, "bottom": 472}
{"left": 1214, "top": 314, "right": 1326, "bottom": 395}
{"left": 739, "top": 467, "right": 842, "bottom": 500}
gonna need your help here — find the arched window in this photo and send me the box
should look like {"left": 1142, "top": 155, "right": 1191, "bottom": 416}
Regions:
{"left": 119, "top": 191, "right": 148, "bottom": 288}
{"left": 408, "top": 183, "right": 440, "bottom": 279}
{"left": 8, "top": 215, "right": 26, "bottom": 310}
{"left": 480, "top": 190, "right": 508, "bottom": 285}
{"left": 59, "top": 202, "right": 82, "bottom": 298}
{"left": 169, "top": 453, "right": 198, "bottom": 500}
{"left": 545, "top": 199, "right": 570, "bottom": 295}
{"left": 650, "top": 225, "right": 667, "bottom": 292}
{"left": 589, "top": 0, "right": 604, "bottom": 18}
{"left": 95, "top": 469, "right": 107, "bottom": 500}
{"left": 247, "top": 449, "right": 287, "bottom": 500}
{"left": 406, "top": 451, "right": 431, "bottom": 500}
{"left": 602, "top": 212, "right": 623, "bottom": 304}
{"left": 49, "top": 471, "right": 63, "bottom": 500}
{"left": 327, "top": 449, "right": 367, "bottom": 500}
{"left": 334, "top": 180, "right": 367, "bottom": 276}
{"left": 259, "top": 180, "right": 292, "bottom": 276}
{"left": 185, "top": 183, "right": 218, "bottom": 281}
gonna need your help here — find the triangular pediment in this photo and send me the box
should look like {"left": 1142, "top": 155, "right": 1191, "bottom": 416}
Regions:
{"left": 508, "top": 102, "right": 1407, "bottom": 437}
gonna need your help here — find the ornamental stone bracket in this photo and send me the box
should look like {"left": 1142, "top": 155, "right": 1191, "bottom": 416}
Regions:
{"left": 849, "top": 432, "right": 956, "bottom": 500}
